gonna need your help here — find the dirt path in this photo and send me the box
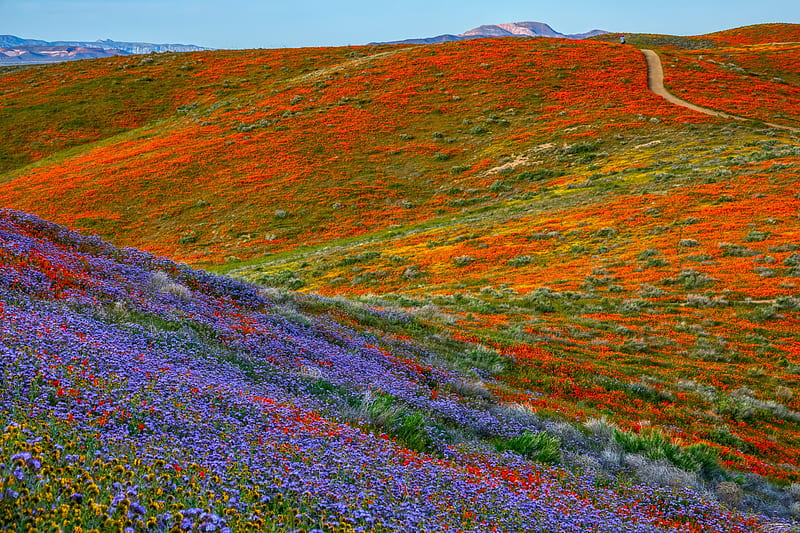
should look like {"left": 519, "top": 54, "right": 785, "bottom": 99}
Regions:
{"left": 641, "top": 49, "right": 800, "bottom": 133}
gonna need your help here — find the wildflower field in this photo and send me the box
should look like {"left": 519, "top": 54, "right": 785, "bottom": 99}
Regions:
{"left": 0, "top": 210, "right": 791, "bottom": 532}
{"left": 1, "top": 22, "right": 800, "bottom": 532}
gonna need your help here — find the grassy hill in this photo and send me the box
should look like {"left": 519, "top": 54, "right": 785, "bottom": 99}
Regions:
{"left": 591, "top": 23, "right": 800, "bottom": 49}
{"left": 1, "top": 37, "right": 713, "bottom": 264}
{"left": 1, "top": 22, "right": 800, "bottom": 528}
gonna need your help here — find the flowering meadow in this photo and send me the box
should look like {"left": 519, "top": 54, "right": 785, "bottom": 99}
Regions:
{"left": 1, "top": 208, "right": 797, "bottom": 532}
{"left": 661, "top": 44, "right": 800, "bottom": 128}
{"left": 230, "top": 126, "right": 800, "bottom": 482}
{"left": 2, "top": 22, "right": 800, "bottom": 532}
{"left": 591, "top": 24, "right": 800, "bottom": 127}
{"left": 0, "top": 46, "right": 388, "bottom": 173}
{"left": 697, "top": 24, "right": 800, "bottom": 47}
{"left": 0, "top": 37, "right": 709, "bottom": 265}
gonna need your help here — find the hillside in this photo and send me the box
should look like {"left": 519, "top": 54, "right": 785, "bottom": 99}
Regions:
{"left": 1, "top": 22, "right": 800, "bottom": 526}
{"left": 0, "top": 46, "right": 382, "bottom": 172}
{"left": 0, "top": 209, "right": 794, "bottom": 531}
{"left": 591, "top": 23, "right": 800, "bottom": 49}
{"left": 0, "top": 37, "right": 710, "bottom": 263}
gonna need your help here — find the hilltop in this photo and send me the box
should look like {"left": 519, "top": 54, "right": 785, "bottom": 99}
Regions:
{"left": 1, "top": 22, "right": 800, "bottom": 527}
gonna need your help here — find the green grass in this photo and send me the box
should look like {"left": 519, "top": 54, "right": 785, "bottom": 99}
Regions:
{"left": 496, "top": 431, "right": 562, "bottom": 463}
{"left": 614, "top": 428, "right": 721, "bottom": 478}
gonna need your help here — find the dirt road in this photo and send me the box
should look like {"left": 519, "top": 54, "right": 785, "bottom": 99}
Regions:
{"left": 641, "top": 49, "right": 799, "bottom": 133}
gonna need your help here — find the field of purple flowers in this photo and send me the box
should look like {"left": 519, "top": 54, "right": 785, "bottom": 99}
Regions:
{"left": 0, "top": 208, "right": 795, "bottom": 532}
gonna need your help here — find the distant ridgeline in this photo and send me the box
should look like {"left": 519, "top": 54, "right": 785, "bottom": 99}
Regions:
{"left": 0, "top": 35, "right": 211, "bottom": 65}
{"left": 373, "top": 21, "right": 608, "bottom": 45}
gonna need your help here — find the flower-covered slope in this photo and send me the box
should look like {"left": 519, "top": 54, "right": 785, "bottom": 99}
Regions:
{"left": 0, "top": 37, "right": 711, "bottom": 265}
{"left": 662, "top": 43, "right": 800, "bottom": 128}
{"left": 0, "top": 46, "right": 390, "bottom": 173}
{"left": 698, "top": 24, "right": 800, "bottom": 47}
{"left": 591, "top": 23, "right": 800, "bottom": 49}
{"left": 231, "top": 128, "right": 800, "bottom": 483}
{"left": 0, "top": 209, "right": 791, "bottom": 532}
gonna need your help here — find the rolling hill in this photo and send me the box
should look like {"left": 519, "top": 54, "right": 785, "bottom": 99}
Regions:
{"left": 1, "top": 22, "right": 800, "bottom": 529}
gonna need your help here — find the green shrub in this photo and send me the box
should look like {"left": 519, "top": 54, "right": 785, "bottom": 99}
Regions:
{"left": 784, "top": 253, "right": 800, "bottom": 267}
{"left": 662, "top": 269, "right": 715, "bottom": 289}
{"left": 746, "top": 305, "right": 779, "bottom": 323}
{"left": 497, "top": 431, "right": 561, "bottom": 463}
{"left": 395, "top": 413, "right": 431, "bottom": 453}
{"left": 614, "top": 428, "right": 720, "bottom": 477}
{"left": 256, "top": 270, "right": 305, "bottom": 290}
{"left": 744, "top": 230, "right": 769, "bottom": 242}
{"left": 351, "top": 392, "right": 435, "bottom": 453}
{"left": 562, "top": 141, "right": 599, "bottom": 155}
{"left": 637, "top": 248, "right": 660, "bottom": 260}
{"left": 595, "top": 227, "right": 618, "bottom": 238}
{"left": 520, "top": 287, "right": 557, "bottom": 313}
{"left": 488, "top": 180, "right": 510, "bottom": 193}
{"left": 516, "top": 169, "right": 564, "bottom": 181}
{"left": 507, "top": 255, "right": 536, "bottom": 267}
{"left": 718, "top": 243, "right": 758, "bottom": 257}
{"left": 178, "top": 231, "right": 198, "bottom": 244}
{"left": 645, "top": 257, "right": 669, "bottom": 268}
{"left": 463, "top": 346, "right": 508, "bottom": 375}
{"left": 336, "top": 251, "right": 381, "bottom": 266}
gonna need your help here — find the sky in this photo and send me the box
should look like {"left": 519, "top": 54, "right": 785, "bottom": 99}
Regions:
{"left": 1, "top": 0, "right": 798, "bottom": 49}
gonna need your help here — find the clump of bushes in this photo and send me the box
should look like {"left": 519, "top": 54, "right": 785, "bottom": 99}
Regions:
{"left": 453, "top": 256, "right": 476, "bottom": 267}
{"left": 496, "top": 431, "right": 561, "bottom": 463}
{"left": 662, "top": 269, "right": 716, "bottom": 289}
{"left": 516, "top": 169, "right": 564, "bottom": 182}
{"left": 256, "top": 270, "right": 305, "bottom": 290}
{"left": 613, "top": 428, "right": 720, "bottom": 478}
{"left": 507, "top": 255, "right": 536, "bottom": 267}
{"left": 346, "top": 391, "right": 435, "bottom": 453}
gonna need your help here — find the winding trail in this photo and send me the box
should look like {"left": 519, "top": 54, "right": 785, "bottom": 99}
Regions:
{"left": 641, "top": 49, "right": 800, "bottom": 133}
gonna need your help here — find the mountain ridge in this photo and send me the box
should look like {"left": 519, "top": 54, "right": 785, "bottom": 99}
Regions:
{"left": 0, "top": 34, "right": 211, "bottom": 64}
{"left": 373, "top": 20, "right": 608, "bottom": 45}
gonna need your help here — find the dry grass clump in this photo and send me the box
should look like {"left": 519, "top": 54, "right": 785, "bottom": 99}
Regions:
{"left": 716, "top": 481, "right": 744, "bottom": 507}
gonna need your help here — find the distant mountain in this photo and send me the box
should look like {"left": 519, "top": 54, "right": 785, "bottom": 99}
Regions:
{"left": 0, "top": 35, "right": 211, "bottom": 65}
{"left": 0, "top": 45, "right": 131, "bottom": 65}
{"left": 374, "top": 21, "right": 608, "bottom": 45}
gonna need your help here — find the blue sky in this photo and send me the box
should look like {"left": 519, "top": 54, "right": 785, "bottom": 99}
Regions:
{"left": 1, "top": 0, "right": 798, "bottom": 49}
